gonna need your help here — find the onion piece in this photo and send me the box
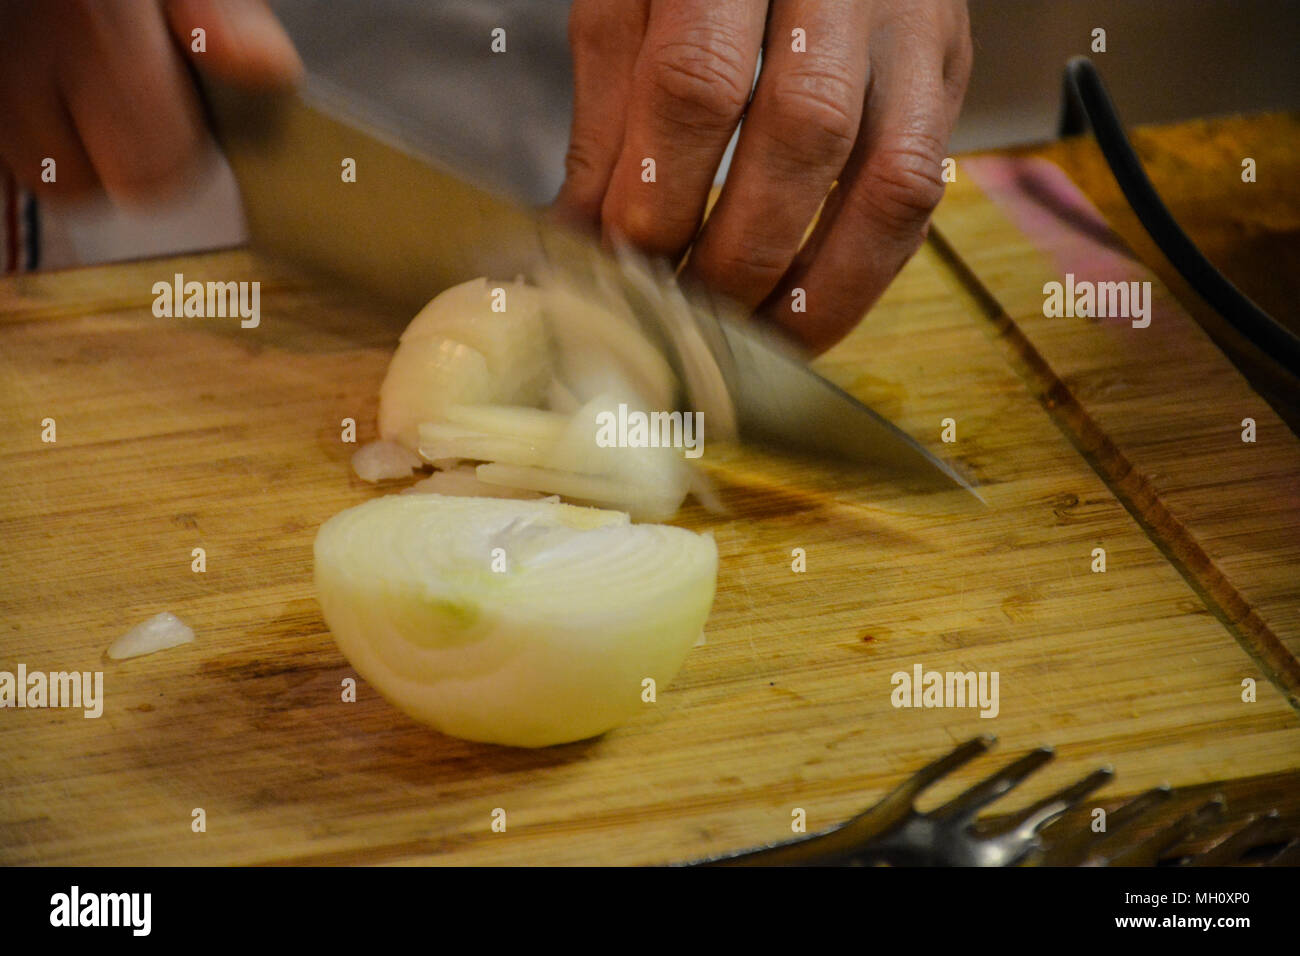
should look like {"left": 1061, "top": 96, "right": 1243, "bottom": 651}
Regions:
{"left": 352, "top": 440, "right": 423, "bottom": 482}
{"left": 378, "top": 278, "right": 553, "bottom": 452}
{"left": 313, "top": 494, "right": 717, "bottom": 747}
{"left": 108, "top": 612, "right": 195, "bottom": 660}
{"left": 417, "top": 423, "right": 548, "bottom": 468}
{"left": 378, "top": 337, "right": 494, "bottom": 452}
{"left": 539, "top": 279, "right": 677, "bottom": 410}
{"left": 400, "top": 277, "right": 551, "bottom": 406}
{"left": 439, "top": 404, "right": 569, "bottom": 444}
{"left": 402, "top": 467, "right": 545, "bottom": 500}
{"left": 475, "top": 462, "right": 684, "bottom": 522}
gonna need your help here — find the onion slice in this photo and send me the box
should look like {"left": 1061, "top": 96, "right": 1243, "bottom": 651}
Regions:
{"left": 108, "top": 612, "right": 196, "bottom": 660}
{"left": 402, "top": 467, "right": 545, "bottom": 500}
{"left": 313, "top": 494, "right": 717, "bottom": 747}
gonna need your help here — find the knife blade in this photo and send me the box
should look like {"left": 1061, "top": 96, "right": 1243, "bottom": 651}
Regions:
{"left": 202, "top": 74, "right": 980, "bottom": 498}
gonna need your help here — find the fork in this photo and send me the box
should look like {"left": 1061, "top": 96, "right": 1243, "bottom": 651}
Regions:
{"left": 693, "top": 735, "right": 1295, "bottom": 866}
{"left": 697, "top": 735, "right": 1111, "bottom": 865}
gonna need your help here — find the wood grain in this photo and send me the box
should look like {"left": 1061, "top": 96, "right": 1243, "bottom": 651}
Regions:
{"left": 2, "top": 171, "right": 1298, "bottom": 866}
{"left": 932, "top": 155, "right": 1300, "bottom": 699}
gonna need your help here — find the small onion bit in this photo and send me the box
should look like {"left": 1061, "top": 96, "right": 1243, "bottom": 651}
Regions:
{"left": 108, "top": 612, "right": 196, "bottom": 660}
{"left": 352, "top": 440, "right": 423, "bottom": 483}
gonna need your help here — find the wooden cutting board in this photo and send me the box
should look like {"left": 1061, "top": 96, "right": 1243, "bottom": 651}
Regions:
{"left": 2, "top": 153, "right": 1297, "bottom": 865}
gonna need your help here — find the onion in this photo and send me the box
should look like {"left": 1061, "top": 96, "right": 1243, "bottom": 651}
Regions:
{"left": 314, "top": 494, "right": 718, "bottom": 747}
{"left": 351, "top": 440, "right": 423, "bottom": 482}
{"left": 402, "top": 466, "right": 545, "bottom": 500}
{"left": 374, "top": 272, "right": 710, "bottom": 517}
{"left": 537, "top": 278, "right": 676, "bottom": 410}
{"left": 417, "top": 423, "right": 549, "bottom": 468}
{"left": 378, "top": 337, "right": 494, "bottom": 452}
{"left": 378, "top": 278, "right": 552, "bottom": 451}
{"left": 440, "top": 404, "right": 569, "bottom": 444}
{"left": 108, "top": 612, "right": 195, "bottom": 660}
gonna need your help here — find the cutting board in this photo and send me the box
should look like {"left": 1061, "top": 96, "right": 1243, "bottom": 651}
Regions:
{"left": 2, "top": 158, "right": 1298, "bottom": 865}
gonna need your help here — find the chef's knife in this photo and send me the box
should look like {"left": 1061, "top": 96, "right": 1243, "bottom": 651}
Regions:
{"left": 201, "top": 75, "right": 979, "bottom": 497}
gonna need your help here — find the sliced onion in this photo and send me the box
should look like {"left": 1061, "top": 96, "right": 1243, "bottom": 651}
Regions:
{"left": 400, "top": 277, "right": 551, "bottom": 406}
{"left": 108, "top": 612, "right": 195, "bottom": 660}
{"left": 352, "top": 440, "right": 423, "bottom": 482}
{"left": 378, "top": 337, "right": 494, "bottom": 452}
{"left": 374, "top": 274, "right": 707, "bottom": 517}
{"left": 538, "top": 279, "right": 677, "bottom": 410}
{"left": 314, "top": 494, "right": 717, "bottom": 747}
{"left": 378, "top": 278, "right": 553, "bottom": 451}
{"left": 439, "top": 404, "right": 569, "bottom": 444}
{"left": 402, "top": 467, "right": 545, "bottom": 500}
{"left": 417, "top": 423, "right": 548, "bottom": 469}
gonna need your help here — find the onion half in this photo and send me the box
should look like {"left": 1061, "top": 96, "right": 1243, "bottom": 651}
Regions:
{"left": 314, "top": 494, "right": 717, "bottom": 747}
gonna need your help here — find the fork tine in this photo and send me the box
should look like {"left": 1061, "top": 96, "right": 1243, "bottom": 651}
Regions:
{"left": 822, "top": 735, "right": 1000, "bottom": 852}
{"left": 891, "top": 735, "right": 998, "bottom": 802}
{"left": 1041, "top": 784, "right": 1173, "bottom": 866}
{"left": 931, "top": 746, "right": 1055, "bottom": 824}
{"left": 1184, "top": 812, "right": 1279, "bottom": 867}
{"left": 1104, "top": 784, "right": 1175, "bottom": 835}
{"left": 1007, "top": 766, "right": 1115, "bottom": 840}
{"left": 1265, "top": 836, "right": 1300, "bottom": 866}
{"left": 1106, "top": 796, "right": 1225, "bottom": 867}
{"left": 696, "top": 735, "right": 998, "bottom": 865}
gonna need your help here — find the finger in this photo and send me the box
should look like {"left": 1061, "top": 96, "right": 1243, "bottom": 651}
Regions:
{"left": 600, "top": 0, "right": 767, "bottom": 260}
{"left": 0, "top": 70, "right": 100, "bottom": 199}
{"left": 56, "top": 1, "right": 209, "bottom": 204}
{"left": 684, "top": 0, "right": 870, "bottom": 309}
{"left": 164, "top": 0, "right": 303, "bottom": 89}
{"left": 551, "top": 0, "right": 650, "bottom": 229}
{"left": 760, "top": 36, "right": 957, "bottom": 352}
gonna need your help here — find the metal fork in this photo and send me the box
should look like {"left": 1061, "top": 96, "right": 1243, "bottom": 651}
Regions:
{"left": 692, "top": 735, "right": 1295, "bottom": 866}
{"left": 697, "top": 735, "right": 1112, "bottom": 865}
{"left": 1041, "top": 797, "right": 1300, "bottom": 867}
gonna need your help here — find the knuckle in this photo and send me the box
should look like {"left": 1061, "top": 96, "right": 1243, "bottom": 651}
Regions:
{"left": 613, "top": 200, "right": 696, "bottom": 256}
{"left": 856, "top": 133, "right": 947, "bottom": 235}
{"left": 700, "top": 241, "right": 791, "bottom": 294}
{"left": 762, "top": 68, "right": 860, "bottom": 166}
{"left": 562, "top": 136, "right": 605, "bottom": 183}
{"left": 646, "top": 35, "right": 751, "bottom": 133}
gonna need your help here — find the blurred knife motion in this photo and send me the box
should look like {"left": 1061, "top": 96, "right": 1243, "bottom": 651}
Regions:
{"left": 201, "top": 75, "right": 981, "bottom": 499}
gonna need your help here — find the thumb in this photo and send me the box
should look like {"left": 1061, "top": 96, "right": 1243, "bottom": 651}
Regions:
{"left": 165, "top": 0, "right": 303, "bottom": 89}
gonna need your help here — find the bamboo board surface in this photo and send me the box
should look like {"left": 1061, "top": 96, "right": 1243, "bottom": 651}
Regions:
{"left": 934, "top": 156, "right": 1300, "bottom": 699}
{"left": 2, "top": 166, "right": 1298, "bottom": 865}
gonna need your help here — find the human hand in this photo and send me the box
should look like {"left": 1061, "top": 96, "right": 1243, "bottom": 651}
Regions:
{"left": 555, "top": 0, "right": 972, "bottom": 352}
{"left": 0, "top": 0, "right": 301, "bottom": 204}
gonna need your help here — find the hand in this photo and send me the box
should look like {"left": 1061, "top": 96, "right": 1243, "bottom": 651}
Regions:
{"left": 554, "top": 0, "right": 972, "bottom": 353}
{"left": 0, "top": 0, "right": 301, "bottom": 204}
